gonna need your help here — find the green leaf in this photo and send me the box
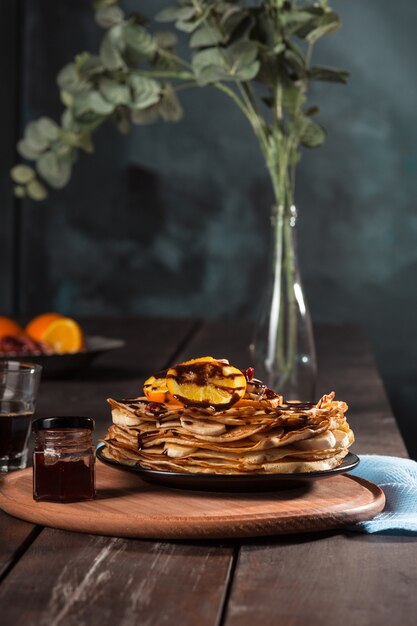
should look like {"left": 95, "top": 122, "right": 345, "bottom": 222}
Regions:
{"left": 78, "top": 134, "right": 94, "bottom": 153}
{"left": 156, "top": 7, "right": 195, "bottom": 23}
{"left": 159, "top": 85, "right": 183, "bottom": 122}
{"left": 221, "top": 8, "right": 250, "bottom": 39}
{"left": 176, "top": 15, "right": 206, "bottom": 34}
{"left": 10, "top": 165, "right": 36, "bottom": 184}
{"left": 100, "top": 79, "right": 130, "bottom": 105}
{"left": 156, "top": 5, "right": 206, "bottom": 33}
{"left": 273, "top": 42, "right": 286, "bottom": 54}
{"left": 37, "top": 151, "right": 72, "bottom": 189}
{"left": 227, "top": 39, "right": 259, "bottom": 72}
{"left": 100, "top": 27, "right": 125, "bottom": 70}
{"left": 284, "top": 47, "right": 307, "bottom": 78}
{"left": 37, "top": 117, "right": 59, "bottom": 142}
{"left": 78, "top": 55, "right": 104, "bottom": 80}
{"left": 114, "top": 108, "right": 131, "bottom": 134}
{"left": 60, "top": 90, "right": 74, "bottom": 107}
{"left": 93, "top": 0, "right": 119, "bottom": 9}
{"left": 129, "top": 75, "right": 161, "bottom": 110}
{"left": 95, "top": 6, "right": 124, "bottom": 28}
{"left": 131, "top": 106, "right": 160, "bottom": 125}
{"left": 73, "top": 91, "right": 115, "bottom": 118}
{"left": 17, "top": 138, "right": 41, "bottom": 160}
{"left": 61, "top": 106, "right": 103, "bottom": 134}
{"left": 280, "top": 9, "right": 315, "bottom": 36}
{"left": 60, "top": 129, "right": 94, "bottom": 153}
{"left": 57, "top": 63, "right": 77, "bottom": 89}
{"left": 50, "top": 139, "right": 73, "bottom": 159}
{"left": 192, "top": 40, "right": 259, "bottom": 85}
{"left": 27, "top": 180, "right": 48, "bottom": 201}
{"left": 309, "top": 66, "right": 349, "bottom": 84}
{"left": 154, "top": 31, "right": 178, "bottom": 49}
{"left": 190, "top": 24, "right": 224, "bottom": 49}
{"left": 57, "top": 63, "right": 88, "bottom": 93}
{"left": 25, "top": 121, "right": 50, "bottom": 152}
{"left": 14, "top": 185, "right": 26, "bottom": 199}
{"left": 123, "top": 23, "right": 156, "bottom": 61}
{"left": 298, "top": 117, "right": 326, "bottom": 148}
{"left": 61, "top": 109, "right": 75, "bottom": 130}
{"left": 306, "top": 12, "right": 341, "bottom": 44}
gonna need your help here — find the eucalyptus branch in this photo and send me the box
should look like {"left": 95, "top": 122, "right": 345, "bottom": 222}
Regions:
{"left": 137, "top": 70, "right": 195, "bottom": 80}
{"left": 158, "top": 49, "right": 193, "bottom": 71}
{"left": 237, "top": 83, "right": 270, "bottom": 157}
{"left": 213, "top": 83, "right": 251, "bottom": 120}
{"left": 11, "top": 1, "right": 348, "bottom": 201}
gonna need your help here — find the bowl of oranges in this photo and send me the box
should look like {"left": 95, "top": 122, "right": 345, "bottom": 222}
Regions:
{"left": 0, "top": 313, "right": 124, "bottom": 377}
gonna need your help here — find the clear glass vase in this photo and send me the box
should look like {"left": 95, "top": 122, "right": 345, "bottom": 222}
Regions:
{"left": 250, "top": 205, "right": 317, "bottom": 400}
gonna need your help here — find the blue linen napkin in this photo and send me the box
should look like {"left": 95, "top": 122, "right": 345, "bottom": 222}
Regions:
{"left": 348, "top": 455, "right": 417, "bottom": 534}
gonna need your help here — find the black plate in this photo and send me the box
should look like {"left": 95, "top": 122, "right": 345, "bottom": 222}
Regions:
{"left": 0, "top": 336, "right": 125, "bottom": 378}
{"left": 96, "top": 445, "right": 360, "bottom": 492}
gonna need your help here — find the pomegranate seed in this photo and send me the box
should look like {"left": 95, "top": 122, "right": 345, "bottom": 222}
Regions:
{"left": 242, "top": 367, "right": 255, "bottom": 382}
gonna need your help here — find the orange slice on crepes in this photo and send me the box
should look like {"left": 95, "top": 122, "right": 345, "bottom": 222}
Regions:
{"left": 166, "top": 357, "right": 247, "bottom": 410}
{"left": 143, "top": 374, "right": 180, "bottom": 405}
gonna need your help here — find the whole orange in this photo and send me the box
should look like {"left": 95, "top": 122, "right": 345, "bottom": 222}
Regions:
{"left": 0, "top": 316, "right": 24, "bottom": 339}
{"left": 25, "top": 312, "right": 63, "bottom": 341}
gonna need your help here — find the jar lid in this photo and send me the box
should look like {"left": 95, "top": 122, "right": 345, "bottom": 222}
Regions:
{"left": 32, "top": 416, "right": 95, "bottom": 431}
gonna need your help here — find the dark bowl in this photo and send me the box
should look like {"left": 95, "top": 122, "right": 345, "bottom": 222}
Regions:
{"left": 0, "top": 336, "right": 125, "bottom": 378}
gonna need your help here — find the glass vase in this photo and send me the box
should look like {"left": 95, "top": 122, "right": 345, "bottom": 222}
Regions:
{"left": 250, "top": 205, "right": 317, "bottom": 400}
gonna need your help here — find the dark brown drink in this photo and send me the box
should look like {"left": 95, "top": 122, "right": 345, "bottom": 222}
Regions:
{"left": 0, "top": 400, "right": 33, "bottom": 467}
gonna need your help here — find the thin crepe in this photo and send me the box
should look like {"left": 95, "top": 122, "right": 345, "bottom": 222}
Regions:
{"left": 102, "top": 391, "right": 354, "bottom": 474}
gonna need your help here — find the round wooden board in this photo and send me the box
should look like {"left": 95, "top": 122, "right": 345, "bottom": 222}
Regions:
{"left": 0, "top": 463, "right": 385, "bottom": 539}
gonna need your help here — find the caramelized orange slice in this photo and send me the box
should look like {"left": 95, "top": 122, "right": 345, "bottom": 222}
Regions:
{"left": 143, "top": 374, "right": 180, "bottom": 405}
{"left": 166, "top": 357, "right": 246, "bottom": 410}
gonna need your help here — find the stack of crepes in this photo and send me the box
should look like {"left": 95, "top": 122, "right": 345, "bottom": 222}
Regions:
{"left": 102, "top": 357, "right": 354, "bottom": 474}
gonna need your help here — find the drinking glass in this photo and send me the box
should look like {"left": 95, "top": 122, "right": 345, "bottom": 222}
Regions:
{"left": 0, "top": 361, "right": 42, "bottom": 472}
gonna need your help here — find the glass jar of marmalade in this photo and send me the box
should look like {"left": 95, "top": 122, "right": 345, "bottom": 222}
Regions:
{"left": 32, "top": 416, "right": 95, "bottom": 503}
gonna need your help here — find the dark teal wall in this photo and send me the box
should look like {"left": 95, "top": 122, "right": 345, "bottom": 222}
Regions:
{"left": 1, "top": 1, "right": 417, "bottom": 452}
{"left": 296, "top": 0, "right": 417, "bottom": 451}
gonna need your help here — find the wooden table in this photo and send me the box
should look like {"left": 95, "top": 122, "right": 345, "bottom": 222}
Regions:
{"left": 0, "top": 318, "right": 416, "bottom": 626}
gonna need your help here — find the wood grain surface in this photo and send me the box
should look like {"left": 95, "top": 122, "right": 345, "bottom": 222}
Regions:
{"left": 0, "top": 319, "right": 415, "bottom": 626}
{"left": 0, "top": 319, "right": 200, "bottom": 601}
{"left": 0, "top": 528, "right": 233, "bottom": 626}
{"left": 223, "top": 532, "right": 417, "bottom": 626}
{"left": 0, "top": 464, "right": 385, "bottom": 539}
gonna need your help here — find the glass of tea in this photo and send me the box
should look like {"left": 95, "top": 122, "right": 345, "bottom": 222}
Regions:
{"left": 0, "top": 361, "right": 42, "bottom": 472}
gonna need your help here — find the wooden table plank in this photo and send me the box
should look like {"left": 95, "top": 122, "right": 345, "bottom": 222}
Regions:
{"left": 0, "top": 529, "right": 233, "bottom": 626}
{"left": 0, "top": 318, "right": 237, "bottom": 626}
{"left": 0, "top": 319, "right": 207, "bottom": 599}
{"left": 207, "top": 323, "right": 415, "bottom": 626}
{"left": 0, "top": 513, "right": 40, "bottom": 581}
{"left": 0, "top": 320, "right": 414, "bottom": 626}
{"left": 223, "top": 533, "right": 417, "bottom": 626}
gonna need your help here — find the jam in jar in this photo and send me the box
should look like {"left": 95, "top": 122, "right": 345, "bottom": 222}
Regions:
{"left": 32, "top": 416, "right": 95, "bottom": 503}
